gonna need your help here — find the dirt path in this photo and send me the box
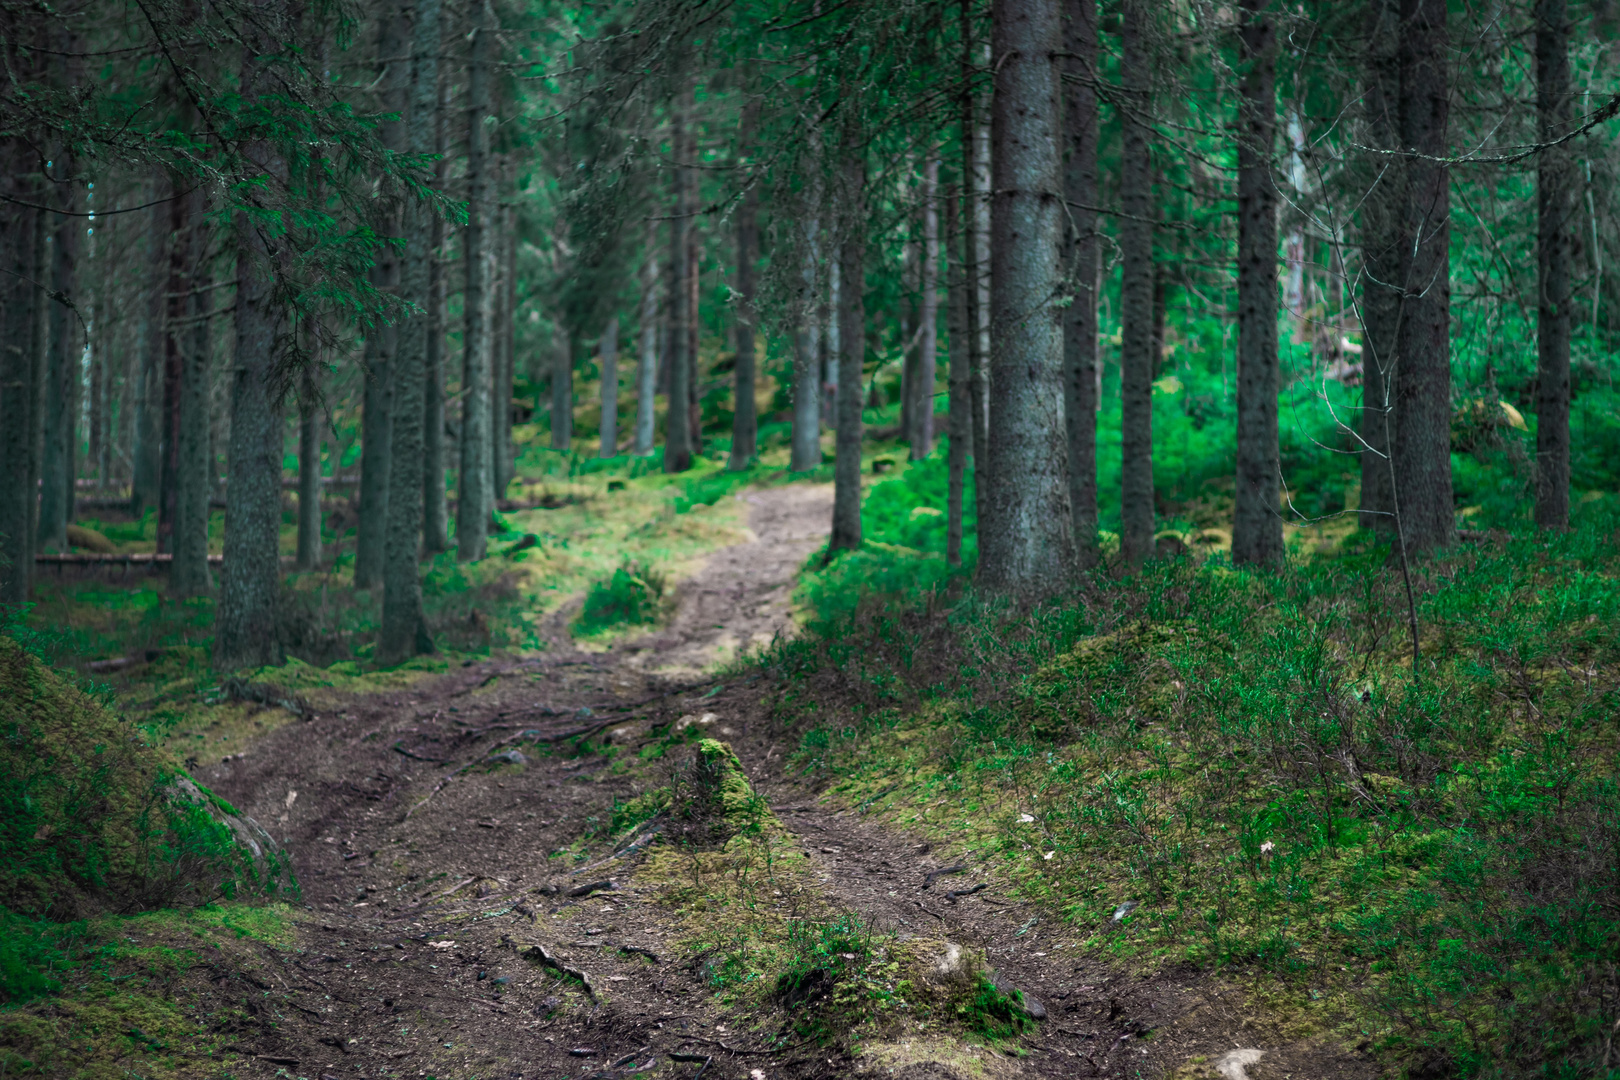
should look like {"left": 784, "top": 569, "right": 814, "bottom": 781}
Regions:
{"left": 195, "top": 482, "right": 1370, "bottom": 1080}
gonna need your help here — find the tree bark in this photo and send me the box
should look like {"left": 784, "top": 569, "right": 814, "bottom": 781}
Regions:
{"left": 38, "top": 155, "right": 81, "bottom": 554}
{"left": 961, "top": 0, "right": 990, "bottom": 541}
{"left": 980, "top": 0, "right": 1074, "bottom": 592}
{"left": 664, "top": 86, "right": 694, "bottom": 475}
{"left": 0, "top": 153, "right": 39, "bottom": 602}
{"left": 1392, "top": 0, "right": 1454, "bottom": 553}
{"left": 493, "top": 163, "right": 517, "bottom": 495}
{"left": 1063, "top": 0, "right": 1100, "bottom": 568}
{"left": 599, "top": 316, "right": 619, "bottom": 457}
{"left": 791, "top": 144, "right": 823, "bottom": 472}
{"left": 636, "top": 218, "right": 659, "bottom": 457}
{"left": 459, "top": 0, "right": 496, "bottom": 561}
{"left": 171, "top": 190, "right": 214, "bottom": 595}
{"left": 132, "top": 196, "right": 165, "bottom": 519}
{"left": 915, "top": 157, "right": 940, "bottom": 459}
{"left": 1232, "top": 0, "right": 1284, "bottom": 566}
{"left": 687, "top": 208, "right": 702, "bottom": 454}
{"left": 158, "top": 181, "right": 186, "bottom": 556}
{"left": 946, "top": 180, "right": 969, "bottom": 567}
{"left": 422, "top": 71, "right": 451, "bottom": 554}
{"left": 1118, "top": 0, "right": 1157, "bottom": 568}
{"left": 380, "top": 0, "right": 443, "bottom": 663}
{"left": 1358, "top": 0, "right": 1401, "bottom": 531}
{"left": 831, "top": 150, "right": 866, "bottom": 555}
{"left": 26, "top": 187, "right": 47, "bottom": 574}
{"left": 355, "top": 9, "right": 407, "bottom": 588}
{"left": 215, "top": 7, "right": 288, "bottom": 670}
{"left": 729, "top": 179, "right": 759, "bottom": 470}
{"left": 1534, "top": 0, "right": 1573, "bottom": 530}
{"left": 296, "top": 340, "right": 323, "bottom": 571}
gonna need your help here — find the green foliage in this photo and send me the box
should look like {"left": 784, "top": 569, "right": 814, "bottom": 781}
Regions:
{"left": 573, "top": 561, "right": 666, "bottom": 637}
{"left": 960, "top": 977, "right": 1036, "bottom": 1043}
{"left": 775, "top": 914, "right": 871, "bottom": 1003}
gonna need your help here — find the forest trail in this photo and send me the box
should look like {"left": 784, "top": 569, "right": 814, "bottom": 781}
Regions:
{"left": 199, "top": 482, "right": 1369, "bottom": 1080}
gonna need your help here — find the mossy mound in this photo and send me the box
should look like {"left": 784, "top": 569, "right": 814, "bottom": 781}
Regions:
{"left": 0, "top": 635, "right": 296, "bottom": 920}
{"left": 663, "top": 738, "right": 771, "bottom": 847}
{"left": 1014, "top": 620, "right": 1217, "bottom": 737}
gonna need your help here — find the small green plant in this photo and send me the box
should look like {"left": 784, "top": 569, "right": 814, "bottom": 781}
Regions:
{"left": 573, "top": 561, "right": 666, "bottom": 637}
{"left": 960, "top": 976, "right": 1036, "bottom": 1042}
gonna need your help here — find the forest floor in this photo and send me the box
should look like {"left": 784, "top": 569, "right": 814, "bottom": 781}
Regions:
{"left": 119, "top": 481, "right": 1375, "bottom": 1080}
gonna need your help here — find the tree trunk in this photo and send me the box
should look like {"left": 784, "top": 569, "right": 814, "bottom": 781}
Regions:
{"left": 132, "top": 196, "right": 165, "bottom": 519}
{"left": 26, "top": 193, "right": 47, "bottom": 569}
{"left": 89, "top": 273, "right": 105, "bottom": 489}
{"left": 1118, "top": 0, "right": 1157, "bottom": 568}
{"left": 493, "top": 163, "right": 516, "bottom": 495}
{"left": 791, "top": 146, "right": 822, "bottom": 472}
{"left": 961, "top": 0, "right": 989, "bottom": 539}
{"left": 38, "top": 155, "right": 81, "bottom": 554}
{"left": 664, "top": 87, "right": 694, "bottom": 475}
{"left": 1534, "top": 0, "right": 1573, "bottom": 530}
{"left": 636, "top": 219, "right": 659, "bottom": 457}
{"left": 830, "top": 150, "right": 866, "bottom": 555}
{"left": 1232, "top": 0, "right": 1284, "bottom": 567}
{"left": 1063, "top": 0, "right": 1101, "bottom": 568}
{"left": 380, "top": 0, "right": 443, "bottom": 663}
{"left": 980, "top": 0, "right": 1074, "bottom": 592}
{"left": 599, "top": 316, "right": 619, "bottom": 457}
{"left": 1358, "top": 0, "right": 1401, "bottom": 531}
{"left": 687, "top": 206, "right": 702, "bottom": 454}
{"left": 946, "top": 180, "right": 969, "bottom": 567}
{"left": 422, "top": 72, "right": 451, "bottom": 554}
{"left": 296, "top": 338, "right": 323, "bottom": 571}
{"left": 729, "top": 180, "right": 759, "bottom": 470}
{"left": 158, "top": 182, "right": 186, "bottom": 556}
{"left": 550, "top": 333, "right": 573, "bottom": 450}
{"left": 0, "top": 155, "right": 39, "bottom": 602}
{"left": 355, "top": 9, "right": 407, "bottom": 588}
{"left": 1393, "top": 0, "right": 1454, "bottom": 553}
{"left": 215, "top": 12, "right": 288, "bottom": 670}
{"left": 915, "top": 157, "right": 940, "bottom": 459}
{"left": 900, "top": 227, "right": 916, "bottom": 447}
{"left": 171, "top": 191, "right": 214, "bottom": 595}
{"left": 458, "top": 0, "right": 495, "bottom": 561}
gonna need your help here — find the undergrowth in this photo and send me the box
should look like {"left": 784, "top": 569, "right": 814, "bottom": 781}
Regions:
{"left": 767, "top": 497, "right": 1620, "bottom": 1079}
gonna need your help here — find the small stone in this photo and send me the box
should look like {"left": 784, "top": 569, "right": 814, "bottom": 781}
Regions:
{"left": 1216, "top": 1049, "right": 1265, "bottom": 1080}
{"left": 1112, "top": 900, "right": 1139, "bottom": 922}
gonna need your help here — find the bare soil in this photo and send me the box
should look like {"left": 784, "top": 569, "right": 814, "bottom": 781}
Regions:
{"left": 194, "top": 483, "right": 1376, "bottom": 1080}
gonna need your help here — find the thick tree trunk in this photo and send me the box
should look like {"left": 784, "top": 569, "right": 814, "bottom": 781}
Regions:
{"left": 355, "top": 10, "right": 407, "bottom": 588}
{"left": 0, "top": 156, "right": 39, "bottom": 602}
{"left": 946, "top": 181, "right": 969, "bottom": 567}
{"left": 664, "top": 90, "right": 694, "bottom": 475}
{"left": 1393, "top": 0, "right": 1454, "bottom": 553}
{"left": 915, "top": 157, "right": 939, "bottom": 459}
{"left": 380, "top": 0, "right": 443, "bottom": 663}
{"left": 422, "top": 74, "right": 451, "bottom": 554}
{"left": 791, "top": 148, "right": 822, "bottom": 472}
{"left": 458, "top": 0, "right": 496, "bottom": 561}
{"left": 38, "top": 156, "right": 81, "bottom": 554}
{"left": 1118, "top": 0, "right": 1157, "bottom": 568}
{"left": 215, "top": 30, "right": 288, "bottom": 670}
{"left": 1534, "top": 0, "right": 1573, "bottom": 530}
{"left": 599, "top": 316, "right": 619, "bottom": 458}
{"left": 980, "top": 0, "right": 1074, "bottom": 592}
{"left": 1232, "top": 0, "right": 1284, "bottom": 566}
{"left": 171, "top": 192, "right": 214, "bottom": 595}
{"left": 729, "top": 181, "right": 759, "bottom": 470}
{"left": 132, "top": 197, "right": 165, "bottom": 519}
{"left": 636, "top": 219, "right": 659, "bottom": 457}
{"left": 1358, "top": 0, "right": 1401, "bottom": 531}
{"left": 830, "top": 151, "right": 866, "bottom": 555}
{"left": 1063, "top": 0, "right": 1101, "bottom": 568}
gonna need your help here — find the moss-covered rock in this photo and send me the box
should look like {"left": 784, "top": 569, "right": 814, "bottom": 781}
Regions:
{"left": 0, "top": 635, "right": 296, "bottom": 920}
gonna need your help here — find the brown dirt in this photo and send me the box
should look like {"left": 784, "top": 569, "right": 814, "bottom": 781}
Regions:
{"left": 187, "top": 483, "right": 1377, "bottom": 1080}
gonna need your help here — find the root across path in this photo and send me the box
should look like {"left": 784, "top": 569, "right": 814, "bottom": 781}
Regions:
{"left": 185, "top": 482, "right": 1372, "bottom": 1080}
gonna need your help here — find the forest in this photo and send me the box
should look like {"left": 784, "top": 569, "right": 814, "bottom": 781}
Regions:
{"left": 1, "top": 0, "right": 1618, "bottom": 1077}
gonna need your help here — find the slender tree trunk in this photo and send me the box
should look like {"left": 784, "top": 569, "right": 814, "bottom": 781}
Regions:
{"left": 550, "top": 334, "right": 573, "bottom": 450}
{"left": 458, "top": 0, "right": 495, "bottom": 561}
{"left": 636, "top": 219, "right": 660, "bottom": 457}
{"left": 687, "top": 215, "right": 702, "bottom": 454}
{"left": 1232, "top": 0, "right": 1284, "bottom": 566}
{"left": 729, "top": 181, "right": 759, "bottom": 470}
{"left": 946, "top": 181, "right": 969, "bottom": 567}
{"left": 1063, "top": 0, "right": 1100, "bottom": 568}
{"left": 973, "top": 101, "right": 992, "bottom": 477}
{"left": 26, "top": 195, "right": 47, "bottom": 569}
{"left": 831, "top": 150, "right": 866, "bottom": 554}
{"left": 132, "top": 197, "right": 165, "bottom": 519}
{"left": 599, "top": 316, "right": 619, "bottom": 457}
{"left": 1534, "top": 0, "right": 1572, "bottom": 530}
{"left": 215, "top": 11, "right": 288, "bottom": 670}
{"left": 1119, "top": 0, "right": 1157, "bottom": 568}
{"left": 38, "top": 155, "right": 81, "bottom": 553}
{"left": 980, "top": 0, "right": 1074, "bottom": 591}
{"left": 380, "top": 0, "right": 443, "bottom": 662}
{"left": 961, "top": 0, "right": 989, "bottom": 539}
{"left": 172, "top": 192, "right": 214, "bottom": 595}
{"left": 664, "top": 86, "right": 694, "bottom": 474}
{"left": 791, "top": 140, "right": 823, "bottom": 472}
{"left": 422, "top": 72, "right": 451, "bottom": 554}
{"left": 1358, "top": 0, "right": 1400, "bottom": 531}
{"left": 1393, "top": 0, "right": 1455, "bottom": 553}
{"left": 900, "top": 224, "right": 917, "bottom": 446}
{"left": 493, "top": 161, "right": 516, "bottom": 495}
{"left": 89, "top": 277, "right": 105, "bottom": 489}
{"left": 296, "top": 340, "right": 323, "bottom": 571}
{"left": 356, "top": 10, "right": 407, "bottom": 588}
{"left": 158, "top": 182, "right": 186, "bottom": 556}
{"left": 0, "top": 153, "right": 39, "bottom": 602}
{"left": 915, "top": 157, "right": 940, "bottom": 459}
{"left": 825, "top": 257, "right": 841, "bottom": 439}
